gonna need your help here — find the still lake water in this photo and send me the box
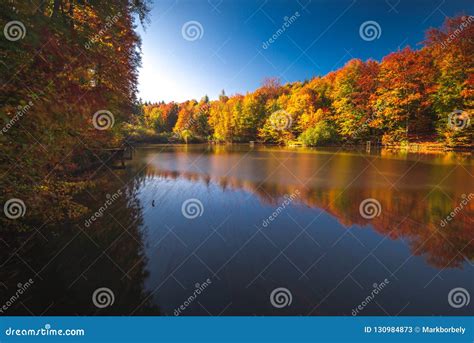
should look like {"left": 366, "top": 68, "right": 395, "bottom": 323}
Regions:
{"left": 1, "top": 145, "right": 473, "bottom": 315}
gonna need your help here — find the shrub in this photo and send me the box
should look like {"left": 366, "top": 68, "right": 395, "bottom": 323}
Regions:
{"left": 299, "top": 121, "right": 339, "bottom": 146}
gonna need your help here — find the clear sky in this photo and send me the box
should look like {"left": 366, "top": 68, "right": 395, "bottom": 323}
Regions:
{"left": 137, "top": 0, "right": 473, "bottom": 103}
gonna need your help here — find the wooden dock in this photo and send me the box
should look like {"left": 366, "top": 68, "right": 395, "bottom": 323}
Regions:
{"left": 99, "top": 144, "right": 134, "bottom": 168}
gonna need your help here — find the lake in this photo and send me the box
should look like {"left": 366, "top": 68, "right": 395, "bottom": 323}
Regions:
{"left": 1, "top": 144, "right": 472, "bottom": 316}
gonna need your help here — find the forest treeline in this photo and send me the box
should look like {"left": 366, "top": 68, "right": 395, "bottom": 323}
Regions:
{"left": 130, "top": 15, "right": 472, "bottom": 148}
{"left": 0, "top": 0, "right": 150, "bottom": 226}
{"left": 0, "top": 7, "right": 472, "bottom": 227}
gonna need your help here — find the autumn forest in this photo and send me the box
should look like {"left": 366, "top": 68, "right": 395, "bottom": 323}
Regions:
{"left": 1, "top": 1, "right": 472, "bottom": 228}
{"left": 132, "top": 16, "right": 473, "bottom": 148}
{"left": 0, "top": 0, "right": 473, "bottom": 321}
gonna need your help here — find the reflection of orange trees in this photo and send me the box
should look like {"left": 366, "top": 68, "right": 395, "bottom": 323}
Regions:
{"left": 143, "top": 167, "right": 473, "bottom": 269}
{"left": 1, "top": 173, "right": 159, "bottom": 315}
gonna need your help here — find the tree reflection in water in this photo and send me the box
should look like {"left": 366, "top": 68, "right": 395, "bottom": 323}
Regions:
{"left": 1, "top": 145, "right": 472, "bottom": 315}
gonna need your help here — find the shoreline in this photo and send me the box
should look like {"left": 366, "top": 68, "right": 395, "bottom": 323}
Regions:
{"left": 127, "top": 139, "right": 472, "bottom": 154}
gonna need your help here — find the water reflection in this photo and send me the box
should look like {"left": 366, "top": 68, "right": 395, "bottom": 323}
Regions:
{"left": 128, "top": 145, "right": 473, "bottom": 315}
{"left": 0, "top": 175, "right": 159, "bottom": 315}
{"left": 136, "top": 168, "right": 473, "bottom": 269}
{"left": 1, "top": 144, "right": 472, "bottom": 316}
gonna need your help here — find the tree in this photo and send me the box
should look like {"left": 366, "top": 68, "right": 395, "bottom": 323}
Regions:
{"left": 372, "top": 48, "right": 436, "bottom": 144}
{"left": 425, "top": 15, "right": 473, "bottom": 146}
{"left": 331, "top": 59, "right": 379, "bottom": 140}
{"left": 299, "top": 121, "right": 339, "bottom": 146}
{"left": 0, "top": 0, "right": 150, "bottom": 225}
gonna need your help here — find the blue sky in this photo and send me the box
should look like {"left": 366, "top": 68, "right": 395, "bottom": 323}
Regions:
{"left": 137, "top": 0, "right": 473, "bottom": 103}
